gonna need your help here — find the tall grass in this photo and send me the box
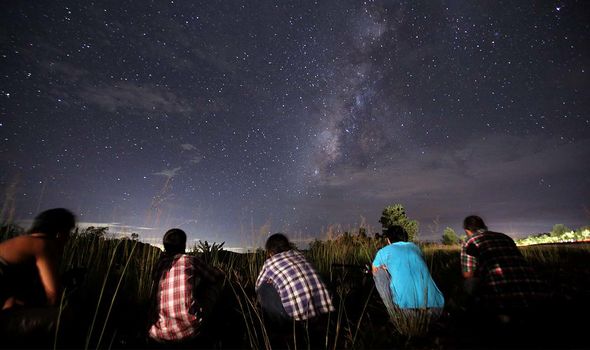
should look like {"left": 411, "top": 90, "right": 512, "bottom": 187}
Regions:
{"left": 5, "top": 227, "right": 585, "bottom": 349}
{"left": 59, "top": 232, "right": 161, "bottom": 348}
{"left": 228, "top": 273, "right": 271, "bottom": 350}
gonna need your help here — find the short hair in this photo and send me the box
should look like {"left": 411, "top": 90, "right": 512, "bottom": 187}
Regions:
{"left": 163, "top": 228, "right": 187, "bottom": 254}
{"left": 463, "top": 215, "right": 488, "bottom": 231}
{"left": 265, "top": 233, "right": 292, "bottom": 255}
{"left": 28, "top": 208, "right": 76, "bottom": 238}
{"left": 384, "top": 225, "right": 409, "bottom": 243}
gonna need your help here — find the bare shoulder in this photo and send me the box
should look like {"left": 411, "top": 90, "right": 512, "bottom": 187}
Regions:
{"left": 0, "top": 234, "right": 55, "bottom": 263}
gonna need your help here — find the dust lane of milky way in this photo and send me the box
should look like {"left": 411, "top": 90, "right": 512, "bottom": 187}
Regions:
{"left": 1, "top": 1, "right": 588, "bottom": 249}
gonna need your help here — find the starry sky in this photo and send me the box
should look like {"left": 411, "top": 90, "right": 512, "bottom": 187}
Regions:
{"left": 1, "top": 1, "right": 589, "bottom": 249}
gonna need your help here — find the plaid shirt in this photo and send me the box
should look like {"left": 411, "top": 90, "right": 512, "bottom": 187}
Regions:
{"left": 255, "top": 250, "right": 334, "bottom": 321}
{"left": 461, "top": 230, "right": 548, "bottom": 309}
{"left": 149, "top": 253, "right": 221, "bottom": 342}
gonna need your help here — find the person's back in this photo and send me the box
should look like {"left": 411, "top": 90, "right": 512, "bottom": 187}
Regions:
{"left": 149, "top": 254, "right": 203, "bottom": 341}
{"left": 256, "top": 248, "right": 334, "bottom": 320}
{"left": 373, "top": 241, "right": 444, "bottom": 309}
{"left": 463, "top": 229, "right": 547, "bottom": 310}
{"left": 256, "top": 233, "right": 334, "bottom": 349}
{"left": 460, "top": 215, "right": 551, "bottom": 347}
{"left": 1, "top": 208, "right": 74, "bottom": 309}
{"left": 1, "top": 234, "right": 57, "bottom": 308}
{"left": 148, "top": 228, "right": 224, "bottom": 345}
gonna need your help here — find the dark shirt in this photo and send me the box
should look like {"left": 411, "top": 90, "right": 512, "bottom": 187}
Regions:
{"left": 461, "top": 230, "right": 548, "bottom": 310}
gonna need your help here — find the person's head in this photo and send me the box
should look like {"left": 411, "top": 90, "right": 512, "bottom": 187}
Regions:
{"left": 463, "top": 215, "right": 488, "bottom": 233}
{"left": 384, "top": 225, "right": 408, "bottom": 243}
{"left": 28, "top": 208, "right": 76, "bottom": 241}
{"left": 265, "top": 233, "right": 292, "bottom": 256}
{"left": 163, "top": 228, "right": 187, "bottom": 255}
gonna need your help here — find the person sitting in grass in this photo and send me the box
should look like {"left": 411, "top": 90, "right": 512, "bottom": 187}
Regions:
{"left": 256, "top": 233, "right": 334, "bottom": 345}
{"left": 461, "top": 215, "right": 549, "bottom": 327}
{"left": 0, "top": 208, "right": 77, "bottom": 347}
{"left": 372, "top": 225, "right": 445, "bottom": 317}
{"left": 148, "top": 228, "right": 224, "bottom": 347}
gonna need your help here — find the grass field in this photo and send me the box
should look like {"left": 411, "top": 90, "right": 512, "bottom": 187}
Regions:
{"left": 3, "top": 228, "right": 590, "bottom": 349}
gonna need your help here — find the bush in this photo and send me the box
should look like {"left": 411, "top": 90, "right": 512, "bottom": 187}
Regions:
{"left": 551, "top": 224, "right": 571, "bottom": 237}
{"left": 442, "top": 227, "right": 459, "bottom": 245}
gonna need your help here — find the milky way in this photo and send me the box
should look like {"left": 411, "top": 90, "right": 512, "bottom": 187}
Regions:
{"left": 1, "top": 1, "right": 588, "bottom": 249}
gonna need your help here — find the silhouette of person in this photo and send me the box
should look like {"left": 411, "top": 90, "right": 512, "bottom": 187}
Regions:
{"left": 460, "top": 215, "right": 550, "bottom": 344}
{"left": 148, "top": 228, "right": 224, "bottom": 347}
{"left": 0, "top": 208, "right": 77, "bottom": 347}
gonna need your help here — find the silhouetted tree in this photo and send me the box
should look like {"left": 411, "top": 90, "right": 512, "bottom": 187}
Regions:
{"left": 442, "top": 227, "right": 459, "bottom": 245}
{"left": 550, "top": 224, "right": 571, "bottom": 237}
{"left": 379, "top": 204, "right": 419, "bottom": 241}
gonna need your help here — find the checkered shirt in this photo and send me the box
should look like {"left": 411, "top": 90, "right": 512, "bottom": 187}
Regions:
{"left": 255, "top": 250, "right": 334, "bottom": 320}
{"left": 461, "top": 230, "right": 548, "bottom": 309}
{"left": 149, "top": 253, "right": 220, "bottom": 342}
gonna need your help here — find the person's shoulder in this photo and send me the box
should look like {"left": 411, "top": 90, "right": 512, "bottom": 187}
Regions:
{"left": 276, "top": 249, "right": 308, "bottom": 266}
{"left": 374, "top": 245, "right": 386, "bottom": 254}
{"left": 397, "top": 242, "right": 421, "bottom": 254}
{"left": 173, "top": 254, "right": 204, "bottom": 274}
{"left": 376, "top": 243, "right": 400, "bottom": 256}
{"left": 185, "top": 253, "right": 199, "bottom": 260}
{"left": 406, "top": 242, "right": 422, "bottom": 251}
{"left": 262, "top": 251, "right": 287, "bottom": 269}
{"left": 292, "top": 249, "right": 307, "bottom": 259}
{"left": 3, "top": 234, "right": 56, "bottom": 261}
{"left": 463, "top": 234, "right": 481, "bottom": 246}
{"left": 276, "top": 249, "right": 300, "bottom": 259}
{"left": 24, "top": 233, "right": 57, "bottom": 253}
{"left": 375, "top": 244, "right": 391, "bottom": 254}
{"left": 186, "top": 253, "right": 209, "bottom": 266}
{"left": 392, "top": 241, "right": 414, "bottom": 249}
{"left": 165, "top": 253, "right": 192, "bottom": 267}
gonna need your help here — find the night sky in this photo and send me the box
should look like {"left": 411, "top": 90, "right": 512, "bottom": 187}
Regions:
{"left": 1, "top": 1, "right": 589, "bottom": 249}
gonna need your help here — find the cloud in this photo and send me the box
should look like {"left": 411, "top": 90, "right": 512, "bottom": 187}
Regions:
{"left": 321, "top": 135, "right": 588, "bottom": 197}
{"left": 190, "top": 156, "right": 203, "bottom": 164}
{"left": 77, "top": 221, "right": 154, "bottom": 232}
{"left": 46, "top": 61, "right": 89, "bottom": 81}
{"left": 154, "top": 167, "right": 182, "bottom": 179}
{"left": 298, "top": 134, "right": 590, "bottom": 237}
{"left": 79, "top": 82, "right": 194, "bottom": 113}
{"left": 180, "top": 143, "right": 203, "bottom": 164}
{"left": 39, "top": 58, "right": 195, "bottom": 115}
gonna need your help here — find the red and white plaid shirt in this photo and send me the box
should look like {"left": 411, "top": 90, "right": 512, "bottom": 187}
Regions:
{"left": 148, "top": 253, "right": 220, "bottom": 342}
